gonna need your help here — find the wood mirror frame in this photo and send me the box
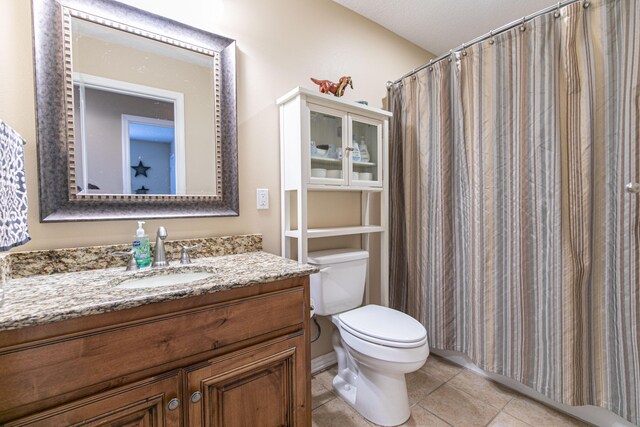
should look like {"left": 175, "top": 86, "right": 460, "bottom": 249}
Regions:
{"left": 32, "top": 0, "right": 238, "bottom": 221}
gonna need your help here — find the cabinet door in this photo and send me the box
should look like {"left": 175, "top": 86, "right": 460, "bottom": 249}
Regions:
{"left": 6, "top": 372, "right": 181, "bottom": 427}
{"left": 185, "top": 334, "right": 308, "bottom": 427}
{"left": 307, "top": 103, "right": 348, "bottom": 185}
{"left": 348, "top": 114, "right": 383, "bottom": 187}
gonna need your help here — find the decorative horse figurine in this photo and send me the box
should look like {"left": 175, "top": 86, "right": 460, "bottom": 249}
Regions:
{"left": 310, "top": 76, "right": 353, "bottom": 97}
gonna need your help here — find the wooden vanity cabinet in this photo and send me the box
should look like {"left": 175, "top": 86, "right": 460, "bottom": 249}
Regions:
{"left": 185, "top": 334, "right": 306, "bottom": 427}
{"left": 6, "top": 371, "right": 183, "bottom": 426}
{"left": 0, "top": 276, "right": 312, "bottom": 426}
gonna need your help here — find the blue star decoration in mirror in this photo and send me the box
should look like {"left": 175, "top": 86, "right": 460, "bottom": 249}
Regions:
{"left": 131, "top": 160, "right": 151, "bottom": 177}
{"left": 135, "top": 186, "right": 150, "bottom": 194}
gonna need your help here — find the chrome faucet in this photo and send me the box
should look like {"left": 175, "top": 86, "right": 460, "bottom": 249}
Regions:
{"left": 180, "top": 244, "right": 201, "bottom": 264}
{"left": 152, "top": 226, "right": 169, "bottom": 268}
{"left": 113, "top": 250, "right": 139, "bottom": 271}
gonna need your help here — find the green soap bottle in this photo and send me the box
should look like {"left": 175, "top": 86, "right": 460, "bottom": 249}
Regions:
{"left": 133, "top": 221, "right": 151, "bottom": 268}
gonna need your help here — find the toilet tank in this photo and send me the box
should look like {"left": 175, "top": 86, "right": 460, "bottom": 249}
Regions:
{"left": 307, "top": 249, "right": 369, "bottom": 316}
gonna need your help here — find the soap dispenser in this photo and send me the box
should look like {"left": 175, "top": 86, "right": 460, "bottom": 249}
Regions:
{"left": 132, "top": 221, "right": 151, "bottom": 268}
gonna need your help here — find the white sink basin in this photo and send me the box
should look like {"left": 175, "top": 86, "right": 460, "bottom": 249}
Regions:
{"left": 116, "top": 272, "right": 214, "bottom": 290}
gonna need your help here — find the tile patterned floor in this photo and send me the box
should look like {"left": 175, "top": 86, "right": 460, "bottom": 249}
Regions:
{"left": 311, "top": 355, "right": 589, "bottom": 427}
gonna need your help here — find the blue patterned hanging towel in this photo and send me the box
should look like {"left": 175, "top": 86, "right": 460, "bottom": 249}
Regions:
{"left": 0, "top": 120, "right": 30, "bottom": 251}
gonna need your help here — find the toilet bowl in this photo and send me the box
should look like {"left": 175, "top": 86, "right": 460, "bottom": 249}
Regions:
{"left": 308, "top": 249, "right": 429, "bottom": 426}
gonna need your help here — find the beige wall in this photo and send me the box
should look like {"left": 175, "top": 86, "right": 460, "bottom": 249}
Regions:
{"left": 1, "top": 0, "right": 432, "bottom": 356}
{"left": 1, "top": 0, "right": 431, "bottom": 252}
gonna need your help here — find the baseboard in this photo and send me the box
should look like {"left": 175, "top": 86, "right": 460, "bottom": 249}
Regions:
{"left": 311, "top": 351, "right": 337, "bottom": 374}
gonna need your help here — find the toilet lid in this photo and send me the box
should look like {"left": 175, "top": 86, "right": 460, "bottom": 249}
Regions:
{"left": 337, "top": 305, "right": 427, "bottom": 348}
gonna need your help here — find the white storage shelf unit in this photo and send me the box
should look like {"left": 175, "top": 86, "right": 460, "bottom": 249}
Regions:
{"left": 277, "top": 86, "right": 391, "bottom": 305}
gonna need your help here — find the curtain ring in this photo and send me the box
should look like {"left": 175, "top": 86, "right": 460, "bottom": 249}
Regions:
{"left": 428, "top": 59, "right": 434, "bottom": 71}
{"left": 583, "top": 1, "right": 590, "bottom": 8}
{"left": 554, "top": 2, "right": 561, "bottom": 17}
{"left": 519, "top": 16, "right": 526, "bottom": 32}
{"left": 448, "top": 49, "right": 453, "bottom": 62}
{"left": 461, "top": 43, "right": 468, "bottom": 57}
{"left": 488, "top": 31, "right": 495, "bottom": 45}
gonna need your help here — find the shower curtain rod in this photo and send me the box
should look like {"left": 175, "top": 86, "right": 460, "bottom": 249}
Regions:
{"left": 387, "top": 0, "right": 585, "bottom": 87}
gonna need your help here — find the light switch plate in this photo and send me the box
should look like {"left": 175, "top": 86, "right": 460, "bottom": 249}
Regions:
{"left": 256, "top": 188, "right": 269, "bottom": 210}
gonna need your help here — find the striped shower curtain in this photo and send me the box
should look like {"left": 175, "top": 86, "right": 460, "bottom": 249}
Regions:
{"left": 389, "top": 0, "right": 640, "bottom": 424}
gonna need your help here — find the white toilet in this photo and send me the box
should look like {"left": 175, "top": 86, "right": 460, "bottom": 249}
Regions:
{"left": 308, "top": 248, "right": 429, "bottom": 426}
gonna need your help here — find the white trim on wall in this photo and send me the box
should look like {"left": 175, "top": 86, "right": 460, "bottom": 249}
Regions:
{"left": 77, "top": 84, "right": 89, "bottom": 194}
{"left": 311, "top": 351, "right": 337, "bottom": 374}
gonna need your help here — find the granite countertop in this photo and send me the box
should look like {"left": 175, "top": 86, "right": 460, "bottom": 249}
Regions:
{"left": 0, "top": 251, "right": 318, "bottom": 332}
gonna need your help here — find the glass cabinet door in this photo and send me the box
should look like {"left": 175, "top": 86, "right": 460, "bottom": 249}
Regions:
{"left": 308, "top": 104, "right": 347, "bottom": 185}
{"left": 349, "top": 115, "right": 382, "bottom": 187}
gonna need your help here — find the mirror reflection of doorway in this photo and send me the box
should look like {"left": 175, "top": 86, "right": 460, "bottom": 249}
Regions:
{"left": 126, "top": 120, "right": 175, "bottom": 194}
{"left": 121, "top": 116, "right": 176, "bottom": 194}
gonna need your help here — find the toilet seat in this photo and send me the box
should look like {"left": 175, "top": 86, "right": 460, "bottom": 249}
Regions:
{"left": 336, "top": 305, "right": 427, "bottom": 348}
{"left": 334, "top": 316, "right": 430, "bottom": 364}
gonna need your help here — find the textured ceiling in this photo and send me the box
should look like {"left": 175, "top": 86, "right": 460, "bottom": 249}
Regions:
{"left": 333, "top": 0, "right": 561, "bottom": 55}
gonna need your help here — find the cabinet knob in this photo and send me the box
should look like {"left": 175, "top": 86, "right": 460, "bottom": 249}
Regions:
{"left": 190, "top": 391, "right": 202, "bottom": 403}
{"left": 167, "top": 398, "right": 180, "bottom": 411}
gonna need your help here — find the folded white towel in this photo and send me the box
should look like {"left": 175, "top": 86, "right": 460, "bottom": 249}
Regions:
{"left": 0, "top": 120, "right": 30, "bottom": 251}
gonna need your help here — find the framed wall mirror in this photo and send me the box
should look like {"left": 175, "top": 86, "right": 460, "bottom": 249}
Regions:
{"left": 32, "top": 0, "right": 238, "bottom": 221}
